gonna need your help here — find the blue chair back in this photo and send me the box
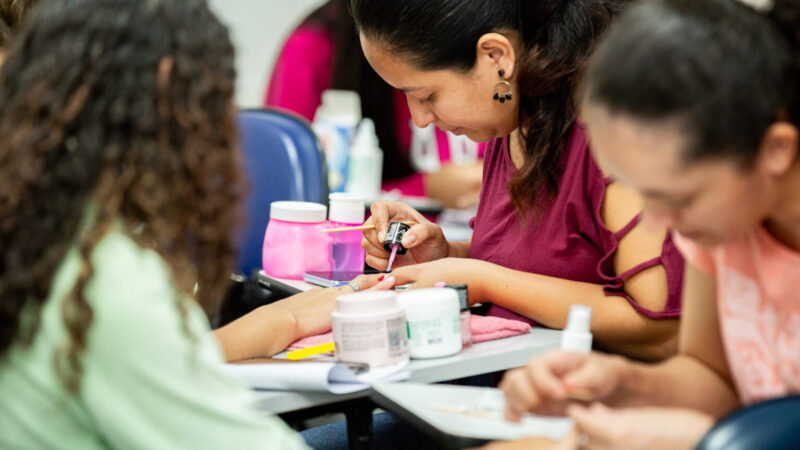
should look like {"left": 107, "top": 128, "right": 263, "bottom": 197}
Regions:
{"left": 696, "top": 396, "right": 800, "bottom": 450}
{"left": 235, "top": 108, "right": 327, "bottom": 274}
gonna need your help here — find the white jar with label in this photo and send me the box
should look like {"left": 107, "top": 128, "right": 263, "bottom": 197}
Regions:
{"left": 332, "top": 290, "right": 409, "bottom": 367}
{"left": 397, "top": 288, "right": 462, "bottom": 359}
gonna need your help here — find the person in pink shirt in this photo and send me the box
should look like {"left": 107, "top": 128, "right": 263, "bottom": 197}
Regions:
{"left": 265, "top": 0, "right": 485, "bottom": 208}
{"left": 497, "top": 0, "right": 800, "bottom": 448}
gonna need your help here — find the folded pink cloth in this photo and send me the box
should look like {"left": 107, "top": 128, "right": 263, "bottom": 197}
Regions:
{"left": 287, "top": 315, "right": 531, "bottom": 350}
{"left": 470, "top": 315, "right": 531, "bottom": 343}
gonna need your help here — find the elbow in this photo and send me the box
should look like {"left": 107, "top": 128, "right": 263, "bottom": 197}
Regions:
{"left": 596, "top": 318, "right": 680, "bottom": 362}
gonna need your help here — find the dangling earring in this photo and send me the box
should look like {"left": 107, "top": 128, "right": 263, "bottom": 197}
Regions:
{"left": 492, "top": 69, "right": 513, "bottom": 103}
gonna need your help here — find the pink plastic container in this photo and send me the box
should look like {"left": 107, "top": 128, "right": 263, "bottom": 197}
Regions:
{"left": 262, "top": 201, "right": 332, "bottom": 280}
{"left": 328, "top": 193, "right": 366, "bottom": 273}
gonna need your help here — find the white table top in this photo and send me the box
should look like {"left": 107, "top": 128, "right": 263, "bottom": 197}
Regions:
{"left": 252, "top": 327, "right": 561, "bottom": 414}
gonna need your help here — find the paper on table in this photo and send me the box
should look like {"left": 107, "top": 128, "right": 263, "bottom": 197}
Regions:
{"left": 371, "top": 383, "right": 574, "bottom": 442}
{"left": 224, "top": 360, "right": 410, "bottom": 394}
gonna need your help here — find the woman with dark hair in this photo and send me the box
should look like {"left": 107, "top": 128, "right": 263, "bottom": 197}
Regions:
{"left": 357, "top": 0, "right": 683, "bottom": 361}
{"left": 0, "top": 0, "right": 388, "bottom": 446}
{"left": 265, "top": 0, "right": 485, "bottom": 209}
{"left": 499, "top": 0, "right": 800, "bottom": 448}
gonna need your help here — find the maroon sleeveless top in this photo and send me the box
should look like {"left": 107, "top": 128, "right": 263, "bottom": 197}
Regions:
{"left": 469, "top": 123, "right": 683, "bottom": 324}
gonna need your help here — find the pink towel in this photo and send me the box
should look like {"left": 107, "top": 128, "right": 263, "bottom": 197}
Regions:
{"left": 287, "top": 315, "right": 531, "bottom": 350}
{"left": 469, "top": 315, "right": 531, "bottom": 343}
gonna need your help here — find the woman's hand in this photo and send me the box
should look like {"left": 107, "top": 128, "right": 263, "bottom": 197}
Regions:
{"left": 567, "top": 403, "right": 714, "bottom": 450}
{"left": 279, "top": 274, "right": 395, "bottom": 339}
{"left": 499, "top": 350, "right": 628, "bottom": 420}
{"left": 213, "top": 274, "right": 395, "bottom": 361}
{"left": 362, "top": 201, "right": 450, "bottom": 269}
{"left": 424, "top": 161, "right": 483, "bottom": 209}
{"left": 389, "top": 257, "right": 488, "bottom": 297}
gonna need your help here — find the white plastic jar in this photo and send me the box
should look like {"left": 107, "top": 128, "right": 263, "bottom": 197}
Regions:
{"left": 331, "top": 290, "right": 409, "bottom": 367}
{"left": 397, "top": 288, "right": 462, "bottom": 359}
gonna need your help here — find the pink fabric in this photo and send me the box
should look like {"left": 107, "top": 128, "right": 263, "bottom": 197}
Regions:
{"left": 469, "top": 315, "right": 531, "bottom": 343}
{"left": 469, "top": 123, "right": 684, "bottom": 326}
{"left": 264, "top": 24, "right": 486, "bottom": 197}
{"left": 287, "top": 315, "right": 531, "bottom": 351}
{"left": 674, "top": 230, "right": 800, "bottom": 405}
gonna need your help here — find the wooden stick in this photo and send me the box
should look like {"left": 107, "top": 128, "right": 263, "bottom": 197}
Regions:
{"left": 320, "top": 220, "right": 416, "bottom": 233}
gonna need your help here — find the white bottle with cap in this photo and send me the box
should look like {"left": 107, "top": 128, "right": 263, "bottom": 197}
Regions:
{"left": 313, "top": 90, "right": 362, "bottom": 193}
{"left": 560, "top": 304, "right": 593, "bottom": 353}
{"left": 328, "top": 193, "right": 366, "bottom": 273}
{"left": 345, "top": 118, "right": 383, "bottom": 202}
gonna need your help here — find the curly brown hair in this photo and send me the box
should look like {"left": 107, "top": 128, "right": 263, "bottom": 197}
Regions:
{"left": 0, "top": 0, "right": 242, "bottom": 393}
{"left": 0, "top": 0, "right": 36, "bottom": 48}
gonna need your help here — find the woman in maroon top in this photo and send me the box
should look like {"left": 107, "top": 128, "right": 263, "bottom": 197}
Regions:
{"left": 353, "top": 0, "right": 683, "bottom": 361}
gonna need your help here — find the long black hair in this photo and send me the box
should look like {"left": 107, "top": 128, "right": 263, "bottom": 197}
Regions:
{"left": 350, "top": 0, "right": 628, "bottom": 214}
{"left": 300, "top": 0, "right": 416, "bottom": 181}
{"left": 585, "top": 0, "right": 800, "bottom": 165}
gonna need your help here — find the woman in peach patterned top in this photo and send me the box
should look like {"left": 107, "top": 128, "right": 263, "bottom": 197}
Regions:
{"left": 491, "top": 0, "right": 800, "bottom": 449}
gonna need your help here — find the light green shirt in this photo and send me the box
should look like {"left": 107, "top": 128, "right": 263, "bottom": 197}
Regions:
{"left": 0, "top": 228, "right": 308, "bottom": 449}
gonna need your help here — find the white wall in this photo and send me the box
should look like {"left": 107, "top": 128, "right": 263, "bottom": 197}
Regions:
{"left": 208, "top": 0, "right": 326, "bottom": 108}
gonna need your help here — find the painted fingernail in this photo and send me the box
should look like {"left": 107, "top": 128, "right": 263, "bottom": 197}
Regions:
{"left": 378, "top": 230, "right": 386, "bottom": 242}
{"left": 401, "top": 233, "right": 416, "bottom": 246}
{"left": 386, "top": 276, "right": 395, "bottom": 283}
{"left": 434, "top": 281, "right": 447, "bottom": 288}
{"left": 378, "top": 275, "right": 385, "bottom": 281}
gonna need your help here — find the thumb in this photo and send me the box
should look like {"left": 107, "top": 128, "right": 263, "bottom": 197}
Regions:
{"left": 401, "top": 223, "right": 441, "bottom": 248}
{"left": 561, "top": 361, "right": 608, "bottom": 396}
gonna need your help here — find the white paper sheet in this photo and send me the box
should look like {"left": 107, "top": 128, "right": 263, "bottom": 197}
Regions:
{"left": 224, "top": 361, "right": 409, "bottom": 394}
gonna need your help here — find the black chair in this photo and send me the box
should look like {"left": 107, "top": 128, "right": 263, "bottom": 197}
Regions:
{"left": 696, "top": 396, "right": 800, "bottom": 450}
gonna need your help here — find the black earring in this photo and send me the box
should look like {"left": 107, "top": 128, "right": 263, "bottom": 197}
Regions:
{"left": 492, "top": 69, "right": 513, "bottom": 103}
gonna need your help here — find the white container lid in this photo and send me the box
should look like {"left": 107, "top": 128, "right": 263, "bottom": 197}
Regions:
{"left": 336, "top": 290, "right": 399, "bottom": 314}
{"left": 269, "top": 201, "right": 327, "bottom": 223}
{"left": 315, "top": 89, "right": 362, "bottom": 124}
{"left": 398, "top": 288, "right": 460, "bottom": 316}
{"left": 329, "top": 193, "right": 366, "bottom": 224}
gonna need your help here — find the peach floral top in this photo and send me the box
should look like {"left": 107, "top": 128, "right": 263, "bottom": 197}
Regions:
{"left": 674, "top": 228, "right": 800, "bottom": 405}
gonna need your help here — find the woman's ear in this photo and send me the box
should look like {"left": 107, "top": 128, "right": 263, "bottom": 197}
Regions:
{"left": 757, "top": 121, "right": 799, "bottom": 176}
{"left": 476, "top": 32, "right": 516, "bottom": 79}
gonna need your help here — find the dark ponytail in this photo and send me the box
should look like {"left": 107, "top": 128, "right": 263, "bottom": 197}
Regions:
{"left": 350, "top": 0, "right": 628, "bottom": 216}
{"left": 511, "top": 0, "right": 627, "bottom": 214}
{"left": 585, "top": 0, "right": 800, "bottom": 166}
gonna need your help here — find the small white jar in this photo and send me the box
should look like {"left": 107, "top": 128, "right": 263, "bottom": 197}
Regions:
{"left": 397, "top": 288, "right": 462, "bottom": 359}
{"left": 332, "top": 290, "right": 409, "bottom": 367}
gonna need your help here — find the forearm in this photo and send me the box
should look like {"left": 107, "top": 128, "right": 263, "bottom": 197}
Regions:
{"left": 212, "top": 303, "right": 297, "bottom": 362}
{"left": 476, "top": 263, "right": 677, "bottom": 361}
{"left": 447, "top": 240, "right": 471, "bottom": 258}
{"left": 614, "top": 354, "right": 739, "bottom": 418}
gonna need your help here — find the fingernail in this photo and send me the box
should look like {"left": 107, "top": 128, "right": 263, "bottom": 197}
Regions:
{"left": 386, "top": 276, "right": 395, "bottom": 283}
{"left": 401, "top": 233, "right": 416, "bottom": 246}
{"left": 378, "top": 275, "right": 385, "bottom": 281}
{"left": 378, "top": 230, "right": 386, "bottom": 242}
{"left": 434, "top": 281, "right": 446, "bottom": 288}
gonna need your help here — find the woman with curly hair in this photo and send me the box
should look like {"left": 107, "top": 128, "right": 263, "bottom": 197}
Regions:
{"left": 0, "top": 0, "right": 376, "bottom": 447}
{"left": 0, "top": 0, "right": 35, "bottom": 59}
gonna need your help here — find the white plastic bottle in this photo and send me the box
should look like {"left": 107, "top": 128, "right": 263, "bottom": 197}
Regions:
{"left": 313, "top": 90, "right": 361, "bottom": 193}
{"left": 560, "top": 304, "right": 593, "bottom": 353}
{"left": 345, "top": 118, "right": 383, "bottom": 202}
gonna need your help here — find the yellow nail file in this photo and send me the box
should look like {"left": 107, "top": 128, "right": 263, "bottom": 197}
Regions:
{"left": 286, "top": 342, "right": 335, "bottom": 360}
